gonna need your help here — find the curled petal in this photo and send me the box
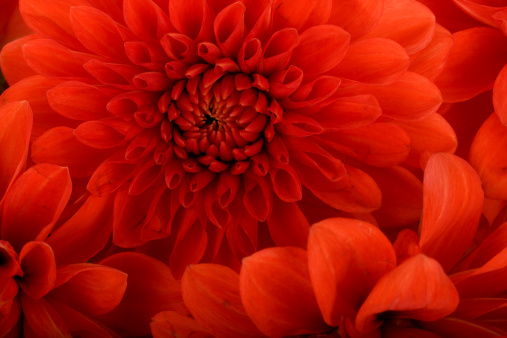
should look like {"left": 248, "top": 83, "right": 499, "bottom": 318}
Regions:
{"left": 182, "top": 264, "right": 262, "bottom": 338}
{"left": 169, "top": 0, "right": 213, "bottom": 41}
{"left": 18, "top": 241, "right": 57, "bottom": 299}
{"left": 420, "top": 153, "right": 484, "bottom": 272}
{"left": 240, "top": 247, "right": 330, "bottom": 337}
{"left": 355, "top": 255, "right": 459, "bottom": 333}
{"left": 308, "top": 218, "right": 396, "bottom": 326}
{"left": 214, "top": 2, "right": 246, "bottom": 58}
{"left": 124, "top": 0, "right": 172, "bottom": 41}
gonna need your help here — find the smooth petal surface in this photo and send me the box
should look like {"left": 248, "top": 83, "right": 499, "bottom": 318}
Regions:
{"left": 0, "top": 101, "right": 32, "bottom": 202}
{"left": 307, "top": 218, "right": 396, "bottom": 326}
{"left": 328, "top": 0, "right": 384, "bottom": 38}
{"left": 182, "top": 264, "right": 263, "bottom": 338}
{"left": 273, "top": 0, "right": 332, "bottom": 32}
{"left": 1, "top": 164, "right": 72, "bottom": 251}
{"left": 151, "top": 311, "right": 212, "bottom": 338}
{"left": 420, "top": 153, "right": 484, "bottom": 272}
{"left": 355, "top": 254, "right": 459, "bottom": 333}
{"left": 493, "top": 64, "right": 507, "bottom": 125}
{"left": 21, "top": 294, "right": 71, "bottom": 337}
{"left": 18, "top": 241, "right": 57, "bottom": 299}
{"left": 240, "top": 247, "right": 329, "bottom": 337}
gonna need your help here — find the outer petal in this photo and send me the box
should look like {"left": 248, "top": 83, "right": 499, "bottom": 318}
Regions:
{"left": 328, "top": 0, "right": 384, "bottom": 38}
{"left": 453, "top": 0, "right": 507, "bottom": 28}
{"left": 273, "top": 0, "right": 332, "bottom": 32}
{"left": 181, "top": 264, "right": 263, "bottom": 338}
{"left": 307, "top": 218, "right": 396, "bottom": 326}
{"left": 240, "top": 247, "right": 330, "bottom": 337}
{"left": 0, "top": 35, "right": 39, "bottom": 85}
{"left": 168, "top": 0, "right": 213, "bottom": 41}
{"left": 0, "top": 101, "right": 32, "bottom": 202}
{"left": 18, "top": 241, "right": 57, "bottom": 299}
{"left": 355, "top": 255, "right": 459, "bottom": 333}
{"left": 493, "top": 64, "right": 507, "bottom": 125}
{"left": 419, "top": 153, "right": 484, "bottom": 272}
{"left": 98, "top": 252, "right": 186, "bottom": 337}
{"left": 433, "top": 27, "right": 507, "bottom": 103}
{"left": 21, "top": 294, "right": 71, "bottom": 338}
{"left": 151, "top": 311, "right": 212, "bottom": 338}
{"left": 420, "top": 317, "right": 507, "bottom": 337}
{"left": 1, "top": 164, "right": 72, "bottom": 251}
{"left": 360, "top": 0, "right": 436, "bottom": 55}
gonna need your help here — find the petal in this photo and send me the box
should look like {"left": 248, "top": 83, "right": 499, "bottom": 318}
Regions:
{"left": 1, "top": 164, "right": 71, "bottom": 251}
{"left": 181, "top": 264, "right": 263, "bottom": 337}
{"left": 0, "top": 35, "right": 39, "bottom": 85}
{"left": 169, "top": 0, "right": 213, "bottom": 41}
{"left": 214, "top": 2, "right": 246, "bottom": 58}
{"left": 453, "top": 0, "right": 507, "bottom": 28}
{"left": 331, "top": 38, "right": 410, "bottom": 84}
{"left": 0, "top": 101, "right": 32, "bottom": 202}
{"left": 307, "top": 218, "right": 396, "bottom": 326}
{"left": 31, "top": 127, "right": 112, "bottom": 178}
{"left": 420, "top": 153, "right": 484, "bottom": 272}
{"left": 360, "top": 0, "right": 436, "bottom": 55}
{"left": 124, "top": 0, "right": 172, "bottom": 41}
{"left": 18, "top": 241, "right": 56, "bottom": 299}
{"left": 416, "top": 0, "right": 485, "bottom": 32}
{"left": 355, "top": 255, "right": 459, "bottom": 333}
{"left": 49, "top": 263, "right": 127, "bottom": 316}
{"left": 433, "top": 27, "right": 507, "bottom": 103}
{"left": 266, "top": 197, "right": 309, "bottom": 248}
{"left": 290, "top": 25, "right": 350, "bottom": 75}
{"left": 493, "top": 64, "right": 507, "bottom": 125}
{"left": 328, "top": 0, "right": 384, "bottom": 38}
{"left": 273, "top": 0, "right": 332, "bottom": 32}
{"left": 98, "top": 252, "right": 185, "bottom": 337}
{"left": 240, "top": 247, "right": 330, "bottom": 337}
{"left": 21, "top": 295, "right": 71, "bottom": 337}
{"left": 419, "top": 317, "right": 507, "bottom": 337}
{"left": 150, "top": 311, "right": 212, "bottom": 338}
{"left": 73, "top": 120, "right": 125, "bottom": 149}
{"left": 46, "top": 194, "right": 114, "bottom": 265}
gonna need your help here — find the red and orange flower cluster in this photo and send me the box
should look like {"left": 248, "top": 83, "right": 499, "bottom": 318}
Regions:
{"left": 0, "top": 0, "right": 506, "bottom": 336}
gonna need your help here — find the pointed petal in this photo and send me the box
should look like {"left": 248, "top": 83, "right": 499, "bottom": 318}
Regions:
{"left": 0, "top": 101, "right": 32, "bottom": 201}
{"left": 433, "top": 27, "right": 507, "bottom": 102}
{"left": 494, "top": 65, "right": 507, "bottom": 125}
{"left": 151, "top": 311, "right": 212, "bottom": 338}
{"left": 18, "top": 241, "right": 56, "bottom": 299}
{"left": 420, "top": 153, "right": 484, "bottom": 272}
{"left": 328, "top": 0, "right": 384, "bottom": 38}
{"left": 355, "top": 254, "right": 459, "bottom": 333}
{"left": 99, "top": 252, "right": 185, "bottom": 337}
{"left": 308, "top": 218, "right": 397, "bottom": 326}
{"left": 182, "top": 264, "right": 263, "bottom": 338}
{"left": 1, "top": 164, "right": 71, "bottom": 251}
{"left": 240, "top": 247, "right": 330, "bottom": 337}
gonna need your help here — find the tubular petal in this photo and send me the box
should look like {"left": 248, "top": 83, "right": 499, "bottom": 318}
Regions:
{"left": 0, "top": 101, "right": 32, "bottom": 202}
{"left": 355, "top": 255, "right": 459, "bottom": 333}
{"left": 240, "top": 247, "right": 330, "bottom": 337}
{"left": 18, "top": 241, "right": 57, "bottom": 299}
{"left": 181, "top": 264, "right": 263, "bottom": 338}
{"left": 420, "top": 153, "right": 484, "bottom": 272}
{"left": 151, "top": 311, "right": 212, "bottom": 338}
{"left": 99, "top": 252, "right": 185, "bottom": 337}
{"left": 1, "top": 164, "right": 72, "bottom": 251}
{"left": 308, "top": 218, "right": 397, "bottom": 326}
{"left": 214, "top": 2, "right": 246, "bottom": 59}
{"left": 433, "top": 27, "right": 507, "bottom": 103}
{"left": 328, "top": 0, "right": 384, "bottom": 38}
{"left": 493, "top": 64, "right": 507, "bottom": 125}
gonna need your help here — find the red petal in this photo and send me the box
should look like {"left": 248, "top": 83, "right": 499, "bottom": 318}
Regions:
{"left": 31, "top": 127, "right": 112, "bottom": 178}
{"left": 453, "top": 0, "right": 507, "bottom": 28}
{"left": 0, "top": 101, "right": 32, "bottom": 202}
{"left": 47, "top": 194, "right": 114, "bottom": 265}
{"left": 0, "top": 35, "right": 39, "bottom": 85}
{"left": 21, "top": 295, "right": 70, "bottom": 337}
{"left": 360, "top": 0, "right": 436, "bottom": 54}
{"left": 18, "top": 241, "right": 56, "bottom": 299}
{"left": 273, "top": 0, "right": 332, "bottom": 31}
{"left": 290, "top": 25, "right": 350, "bottom": 75}
{"left": 420, "top": 317, "right": 507, "bottom": 337}
{"left": 151, "top": 311, "right": 212, "bottom": 338}
{"left": 182, "top": 264, "right": 263, "bottom": 337}
{"left": 124, "top": 0, "right": 172, "bottom": 41}
{"left": 494, "top": 64, "right": 507, "bottom": 125}
{"left": 240, "top": 247, "right": 330, "bottom": 337}
{"left": 433, "top": 27, "right": 507, "bottom": 102}
{"left": 1, "top": 164, "right": 71, "bottom": 251}
{"left": 331, "top": 38, "right": 410, "bottom": 84}
{"left": 328, "top": 0, "right": 384, "bottom": 38}
{"left": 214, "top": 2, "right": 246, "bottom": 58}
{"left": 242, "top": 174, "right": 272, "bottom": 221}
{"left": 169, "top": 0, "right": 213, "bottom": 41}
{"left": 308, "top": 218, "right": 396, "bottom": 326}
{"left": 355, "top": 254, "right": 459, "bottom": 333}
{"left": 420, "top": 153, "right": 484, "bottom": 272}
{"left": 74, "top": 120, "right": 125, "bottom": 149}
{"left": 49, "top": 263, "right": 127, "bottom": 316}
{"left": 87, "top": 159, "right": 136, "bottom": 196}
{"left": 416, "top": 0, "right": 485, "bottom": 32}
{"left": 267, "top": 197, "right": 309, "bottom": 248}
{"left": 99, "top": 252, "right": 185, "bottom": 337}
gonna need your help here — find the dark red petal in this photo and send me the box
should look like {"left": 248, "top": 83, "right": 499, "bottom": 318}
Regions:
{"left": 47, "top": 194, "right": 114, "bottom": 265}
{"left": 240, "top": 247, "right": 330, "bottom": 337}
{"left": 453, "top": 0, "right": 507, "bottom": 28}
{"left": 214, "top": 2, "right": 246, "bottom": 58}
{"left": 328, "top": 0, "right": 384, "bottom": 38}
{"left": 182, "top": 264, "right": 263, "bottom": 337}
{"left": 151, "top": 311, "right": 212, "bottom": 338}
{"left": 242, "top": 174, "right": 272, "bottom": 221}
{"left": 169, "top": 0, "right": 213, "bottom": 41}
{"left": 420, "top": 153, "right": 484, "bottom": 272}
{"left": 433, "top": 27, "right": 507, "bottom": 103}
{"left": 99, "top": 252, "right": 185, "bottom": 337}
{"left": 21, "top": 294, "right": 70, "bottom": 337}
{"left": 420, "top": 317, "right": 507, "bottom": 337}
{"left": 267, "top": 197, "right": 308, "bottom": 248}
{"left": 124, "top": 0, "right": 172, "bottom": 41}
{"left": 0, "top": 101, "right": 32, "bottom": 202}
{"left": 290, "top": 25, "right": 350, "bottom": 75}
{"left": 273, "top": 0, "right": 332, "bottom": 31}
{"left": 331, "top": 38, "right": 410, "bottom": 84}
{"left": 1, "top": 164, "right": 71, "bottom": 251}
{"left": 308, "top": 218, "right": 396, "bottom": 326}
{"left": 493, "top": 64, "right": 507, "bottom": 125}
{"left": 360, "top": 0, "right": 436, "bottom": 55}
{"left": 355, "top": 255, "right": 459, "bottom": 333}
{"left": 18, "top": 241, "right": 56, "bottom": 299}
{"left": 31, "top": 127, "right": 112, "bottom": 178}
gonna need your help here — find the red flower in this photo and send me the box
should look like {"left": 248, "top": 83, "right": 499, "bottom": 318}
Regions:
{"left": 0, "top": 0, "right": 455, "bottom": 275}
